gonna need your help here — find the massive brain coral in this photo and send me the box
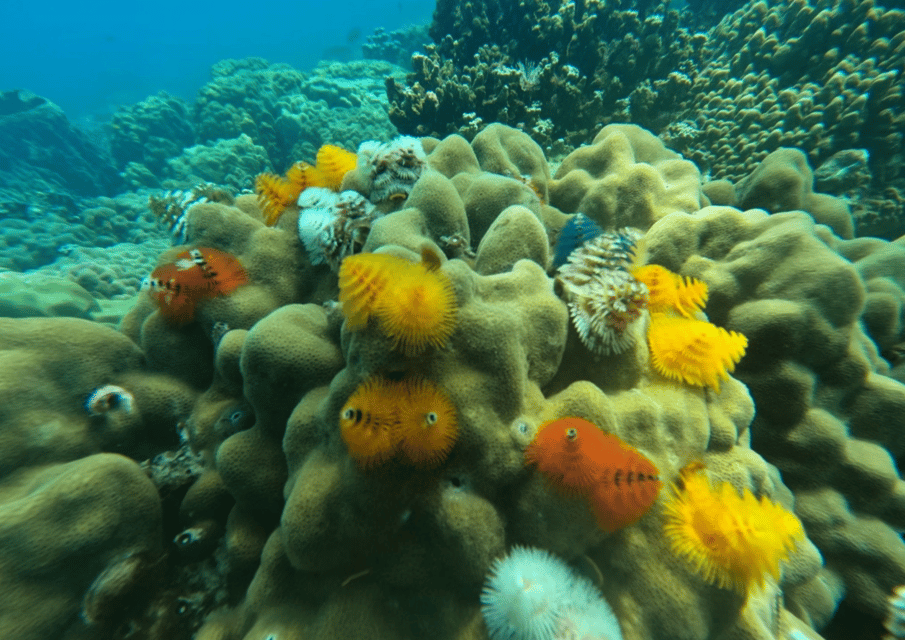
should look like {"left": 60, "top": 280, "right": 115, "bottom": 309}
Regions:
{"left": 4, "top": 121, "right": 905, "bottom": 640}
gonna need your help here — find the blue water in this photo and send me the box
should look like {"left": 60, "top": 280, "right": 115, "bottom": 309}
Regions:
{"left": 0, "top": 0, "right": 433, "bottom": 122}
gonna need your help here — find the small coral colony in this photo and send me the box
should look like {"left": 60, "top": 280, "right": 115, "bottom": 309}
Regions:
{"left": 142, "top": 137, "right": 805, "bottom": 638}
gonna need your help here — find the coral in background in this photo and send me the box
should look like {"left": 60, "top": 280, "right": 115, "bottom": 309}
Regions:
{"left": 388, "top": 1, "right": 706, "bottom": 150}
{"left": 363, "top": 24, "right": 432, "bottom": 68}
{"left": 385, "top": 0, "right": 905, "bottom": 239}
{"left": 661, "top": 0, "right": 905, "bottom": 239}
{"left": 0, "top": 271, "right": 100, "bottom": 320}
{"left": 195, "top": 58, "right": 403, "bottom": 173}
{"left": 107, "top": 91, "right": 196, "bottom": 173}
{"left": 193, "top": 58, "right": 305, "bottom": 171}
{"left": 663, "top": 0, "right": 905, "bottom": 183}
{"left": 163, "top": 134, "right": 270, "bottom": 190}
{"left": 0, "top": 90, "right": 121, "bottom": 199}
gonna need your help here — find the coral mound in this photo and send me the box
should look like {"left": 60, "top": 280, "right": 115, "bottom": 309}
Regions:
{"left": 9, "top": 119, "right": 905, "bottom": 640}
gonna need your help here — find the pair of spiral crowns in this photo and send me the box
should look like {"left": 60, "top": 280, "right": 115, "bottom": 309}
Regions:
{"left": 555, "top": 214, "right": 747, "bottom": 391}
{"left": 631, "top": 264, "right": 747, "bottom": 392}
{"left": 556, "top": 223, "right": 648, "bottom": 356}
{"left": 339, "top": 376, "right": 458, "bottom": 468}
{"left": 337, "top": 247, "right": 458, "bottom": 356}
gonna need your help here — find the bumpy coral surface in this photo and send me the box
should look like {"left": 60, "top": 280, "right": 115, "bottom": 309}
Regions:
{"left": 4, "top": 120, "right": 905, "bottom": 640}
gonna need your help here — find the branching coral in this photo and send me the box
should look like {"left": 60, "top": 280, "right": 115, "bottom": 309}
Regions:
{"left": 389, "top": 3, "right": 705, "bottom": 149}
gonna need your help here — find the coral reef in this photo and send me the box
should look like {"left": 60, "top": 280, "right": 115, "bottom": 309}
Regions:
{"left": 163, "top": 134, "right": 270, "bottom": 190}
{"left": 30, "top": 239, "right": 169, "bottom": 300}
{"left": 387, "top": 0, "right": 905, "bottom": 239}
{"left": 835, "top": 235, "right": 905, "bottom": 384}
{"left": 388, "top": 1, "right": 705, "bottom": 150}
{"left": 363, "top": 24, "right": 432, "bottom": 68}
{"left": 0, "top": 90, "right": 121, "bottom": 201}
{"left": 194, "top": 58, "right": 403, "bottom": 173}
{"left": 4, "top": 121, "right": 905, "bottom": 640}
{"left": 0, "top": 271, "right": 100, "bottom": 319}
{"left": 101, "top": 58, "right": 404, "bottom": 194}
{"left": 108, "top": 91, "right": 196, "bottom": 173}
{"left": 663, "top": 0, "right": 905, "bottom": 184}
{"left": 0, "top": 190, "right": 166, "bottom": 272}
{"left": 661, "top": 0, "right": 905, "bottom": 239}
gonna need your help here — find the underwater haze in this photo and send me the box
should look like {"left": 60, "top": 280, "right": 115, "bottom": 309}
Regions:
{"left": 0, "top": 0, "right": 433, "bottom": 120}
